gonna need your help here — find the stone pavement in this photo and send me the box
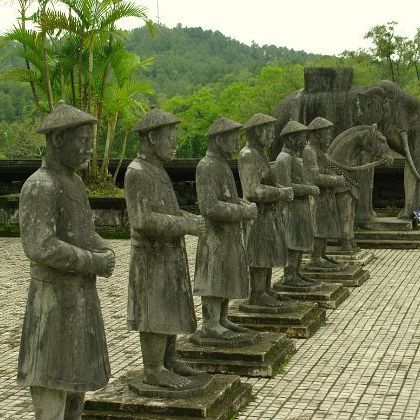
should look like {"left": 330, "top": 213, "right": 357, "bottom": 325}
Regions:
{"left": 1, "top": 238, "right": 420, "bottom": 419}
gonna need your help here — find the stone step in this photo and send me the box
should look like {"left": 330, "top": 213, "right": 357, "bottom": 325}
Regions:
{"left": 356, "top": 217, "right": 414, "bottom": 231}
{"left": 301, "top": 265, "right": 370, "bottom": 287}
{"left": 356, "top": 239, "right": 420, "bottom": 249}
{"left": 355, "top": 231, "right": 420, "bottom": 241}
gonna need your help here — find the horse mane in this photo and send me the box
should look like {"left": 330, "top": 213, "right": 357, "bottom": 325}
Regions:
{"left": 328, "top": 125, "right": 372, "bottom": 156}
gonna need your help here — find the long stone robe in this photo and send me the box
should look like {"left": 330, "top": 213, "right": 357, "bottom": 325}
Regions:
{"left": 273, "top": 147, "right": 314, "bottom": 252}
{"left": 238, "top": 144, "right": 287, "bottom": 268}
{"left": 17, "top": 160, "right": 110, "bottom": 392}
{"left": 302, "top": 144, "right": 340, "bottom": 239}
{"left": 124, "top": 156, "right": 196, "bottom": 335}
{"left": 193, "top": 151, "right": 249, "bottom": 299}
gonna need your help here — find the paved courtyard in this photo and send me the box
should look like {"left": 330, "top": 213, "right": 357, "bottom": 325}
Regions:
{"left": 1, "top": 237, "right": 420, "bottom": 419}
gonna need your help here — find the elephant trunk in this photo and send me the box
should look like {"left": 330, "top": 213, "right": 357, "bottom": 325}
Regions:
{"left": 402, "top": 132, "right": 420, "bottom": 181}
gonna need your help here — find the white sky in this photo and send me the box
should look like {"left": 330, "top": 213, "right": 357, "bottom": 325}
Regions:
{"left": 0, "top": 0, "right": 419, "bottom": 55}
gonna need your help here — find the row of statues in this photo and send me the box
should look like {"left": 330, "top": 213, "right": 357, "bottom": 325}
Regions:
{"left": 17, "top": 101, "right": 375, "bottom": 418}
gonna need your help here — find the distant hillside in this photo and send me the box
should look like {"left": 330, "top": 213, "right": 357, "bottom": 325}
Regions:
{"left": 127, "top": 24, "right": 321, "bottom": 101}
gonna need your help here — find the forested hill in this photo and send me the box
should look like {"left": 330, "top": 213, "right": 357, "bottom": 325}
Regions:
{"left": 126, "top": 24, "right": 321, "bottom": 101}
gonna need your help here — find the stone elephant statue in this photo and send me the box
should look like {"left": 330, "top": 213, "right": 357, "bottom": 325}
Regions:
{"left": 272, "top": 67, "right": 420, "bottom": 221}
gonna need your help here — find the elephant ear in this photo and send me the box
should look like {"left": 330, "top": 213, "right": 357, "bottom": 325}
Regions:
{"left": 387, "top": 126, "right": 404, "bottom": 155}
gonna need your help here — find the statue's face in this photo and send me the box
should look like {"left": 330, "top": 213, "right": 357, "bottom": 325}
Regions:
{"left": 56, "top": 124, "right": 93, "bottom": 170}
{"left": 317, "top": 127, "right": 333, "bottom": 151}
{"left": 217, "top": 130, "right": 239, "bottom": 159}
{"left": 151, "top": 124, "right": 177, "bottom": 161}
{"left": 293, "top": 132, "right": 307, "bottom": 153}
{"left": 258, "top": 123, "right": 275, "bottom": 147}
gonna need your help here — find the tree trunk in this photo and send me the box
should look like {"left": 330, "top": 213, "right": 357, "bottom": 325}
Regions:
{"left": 87, "top": 37, "right": 94, "bottom": 113}
{"left": 101, "top": 112, "right": 118, "bottom": 178}
{"left": 113, "top": 131, "right": 128, "bottom": 183}
{"left": 70, "top": 68, "right": 76, "bottom": 105}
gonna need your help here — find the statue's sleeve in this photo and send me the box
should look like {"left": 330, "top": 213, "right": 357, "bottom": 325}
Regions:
{"left": 196, "top": 162, "right": 243, "bottom": 223}
{"left": 125, "top": 168, "right": 197, "bottom": 238}
{"left": 303, "top": 147, "right": 337, "bottom": 187}
{"left": 19, "top": 179, "right": 95, "bottom": 274}
{"left": 239, "top": 151, "right": 281, "bottom": 203}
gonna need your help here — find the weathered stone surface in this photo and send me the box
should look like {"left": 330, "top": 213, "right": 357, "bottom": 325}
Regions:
{"left": 354, "top": 230, "right": 420, "bottom": 249}
{"left": 306, "top": 247, "right": 375, "bottom": 266}
{"left": 356, "top": 216, "right": 414, "bottom": 231}
{"left": 83, "top": 373, "right": 252, "bottom": 419}
{"left": 127, "top": 372, "right": 214, "bottom": 398}
{"left": 274, "top": 283, "right": 350, "bottom": 309}
{"left": 176, "top": 333, "right": 295, "bottom": 377}
{"left": 188, "top": 330, "right": 260, "bottom": 347}
{"left": 228, "top": 301, "right": 326, "bottom": 339}
{"left": 301, "top": 264, "right": 370, "bottom": 287}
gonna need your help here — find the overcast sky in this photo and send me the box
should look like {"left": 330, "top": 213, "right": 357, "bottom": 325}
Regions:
{"left": 0, "top": 0, "right": 419, "bottom": 55}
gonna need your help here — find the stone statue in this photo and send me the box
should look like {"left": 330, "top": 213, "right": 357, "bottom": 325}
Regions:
{"left": 271, "top": 121, "right": 323, "bottom": 290}
{"left": 17, "top": 101, "right": 116, "bottom": 419}
{"left": 125, "top": 108, "right": 204, "bottom": 391}
{"left": 193, "top": 117, "right": 258, "bottom": 340}
{"left": 355, "top": 80, "right": 420, "bottom": 220}
{"left": 327, "top": 124, "right": 393, "bottom": 251}
{"left": 302, "top": 117, "right": 347, "bottom": 270}
{"left": 238, "top": 113, "right": 297, "bottom": 309}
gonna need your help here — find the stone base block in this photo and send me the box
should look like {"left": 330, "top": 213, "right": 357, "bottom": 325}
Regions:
{"left": 301, "top": 264, "right": 370, "bottom": 287}
{"left": 189, "top": 329, "right": 260, "bottom": 347}
{"left": 304, "top": 247, "right": 375, "bottom": 266}
{"left": 274, "top": 283, "right": 349, "bottom": 309}
{"left": 356, "top": 216, "right": 414, "bottom": 231}
{"left": 228, "top": 301, "right": 326, "bottom": 339}
{"left": 176, "top": 332, "right": 295, "bottom": 377}
{"left": 83, "top": 373, "right": 252, "bottom": 420}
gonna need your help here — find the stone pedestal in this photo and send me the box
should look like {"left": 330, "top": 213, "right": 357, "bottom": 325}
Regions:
{"left": 83, "top": 372, "right": 252, "bottom": 420}
{"left": 227, "top": 300, "right": 326, "bottom": 338}
{"left": 354, "top": 217, "right": 420, "bottom": 249}
{"left": 302, "top": 263, "right": 370, "bottom": 287}
{"left": 273, "top": 282, "right": 349, "bottom": 309}
{"left": 304, "top": 247, "right": 375, "bottom": 266}
{"left": 176, "top": 332, "right": 295, "bottom": 377}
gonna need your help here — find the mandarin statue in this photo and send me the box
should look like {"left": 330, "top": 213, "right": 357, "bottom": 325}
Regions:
{"left": 193, "top": 117, "right": 257, "bottom": 340}
{"left": 302, "top": 117, "right": 347, "bottom": 270}
{"left": 124, "top": 108, "right": 206, "bottom": 391}
{"left": 271, "top": 121, "right": 323, "bottom": 291}
{"left": 18, "top": 102, "right": 115, "bottom": 420}
{"left": 238, "top": 113, "right": 297, "bottom": 310}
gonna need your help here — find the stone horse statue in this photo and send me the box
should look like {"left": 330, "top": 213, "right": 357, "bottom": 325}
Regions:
{"left": 327, "top": 124, "right": 394, "bottom": 251}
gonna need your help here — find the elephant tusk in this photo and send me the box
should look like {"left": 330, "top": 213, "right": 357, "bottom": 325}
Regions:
{"left": 403, "top": 134, "right": 420, "bottom": 181}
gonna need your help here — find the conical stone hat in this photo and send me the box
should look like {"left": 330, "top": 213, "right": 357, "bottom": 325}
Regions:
{"left": 307, "top": 117, "right": 334, "bottom": 131}
{"left": 133, "top": 107, "right": 180, "bottom": 133}
{"left": 243, "top": 113, "right": 277, "bottom": 130}
{"left": 205, "top": 117, "right": 243, "bottom": 138}
{"left": 280, "top": 120, "right": 308, "bottom": 137}
{"left": 37, "top": 101, "right": 97, "bottom": 134}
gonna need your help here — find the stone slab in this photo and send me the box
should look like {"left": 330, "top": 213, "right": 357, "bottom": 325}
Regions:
{"left": 304, "top": 247, "right": 375, "bottom": 266}
{"left": 274, "top": 283, "right": 350, "bottom": 309}
{"left": 301, "top": 264, "right": 370, "bottom": 287}
{"left": 228, "top": 301, "right": 326, "bottom": 339}
{"left": 83, "top": 373, "right": 252, "bottom": 420}
{"left": 354, "top": 230, "right": 420, "bottom": 249}
{"left": 356, "top": 216, "right": 414, "bottom": 231}
{"left": 189, "top": 329, "right": 260, "bottom": 347}
{"left": 176, "top": 332, "right": 296, "bottom": 377}
{"left": 127, "top": 372, "right": 213, "bottom": 398}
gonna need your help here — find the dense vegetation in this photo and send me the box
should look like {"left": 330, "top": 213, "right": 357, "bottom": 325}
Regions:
{"left": 1, "top": 16, "right": 420, "bottom": 166}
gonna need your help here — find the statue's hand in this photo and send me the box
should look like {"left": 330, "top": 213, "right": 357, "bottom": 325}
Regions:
{"left": 195, "top": 217, "right": 206, "bottom": 236}
{"left": 310, "top": 186, "right": 320, "bottom": 197}
{"left": 335, "top": 175, "right": 347, "bottom": 187}
{"left": 241, "top": 202, "right": 258, "bottom": 220}
{"left": 281, "top": 187, "right": 294, "bottom": 202}
{"left": 92, "top": 249, "right": 115, "bottom": 278}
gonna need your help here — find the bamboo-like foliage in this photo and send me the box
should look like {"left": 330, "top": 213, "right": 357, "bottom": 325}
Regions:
{"left": 1, "top": 0, "right": 154, "bottom": 182}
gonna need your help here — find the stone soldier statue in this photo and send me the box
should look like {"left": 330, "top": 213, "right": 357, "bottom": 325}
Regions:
{"left": 272, "top": 120, "right": 323, "bottom": 290}
{"left": 194, "top": 117, "right": 258, "bottom": 339}
{"left": 17, "top": 101, "right": 116, "bottom": 420}
{"left": 238, "top": 113, "right": 297, "bottom": 309}
{"left": 303, "top": 117, "right": 347, "bottom": 269}
{"left": 125, "top": 108, "right": 204, "bottom": 390}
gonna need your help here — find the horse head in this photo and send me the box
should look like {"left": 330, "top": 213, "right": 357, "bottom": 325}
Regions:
{"left": 328, "top": 124, "right": 393, "bottom": 170}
